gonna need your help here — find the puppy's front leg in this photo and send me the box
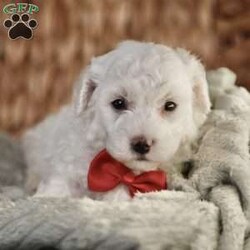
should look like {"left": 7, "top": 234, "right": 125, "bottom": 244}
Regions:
{"left": 34, "top": 176, "right": 76, "bottom": 198}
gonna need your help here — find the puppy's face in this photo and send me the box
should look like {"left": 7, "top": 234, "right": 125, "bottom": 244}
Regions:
{"left": 95, "top": 61, "right": 195, "bottom": 170}
{"left": 75, "top": 41, "right": 210, "bottom": 171}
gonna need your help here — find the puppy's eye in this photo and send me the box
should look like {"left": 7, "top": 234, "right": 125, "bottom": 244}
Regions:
{"left": 111, "top": 98, "right": 127, "bottom": 110}
{"left": 164, "top": 101, "right": 177, "bottom": 111}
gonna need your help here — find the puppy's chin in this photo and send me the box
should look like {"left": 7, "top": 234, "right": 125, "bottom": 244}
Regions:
{"left": 123, "top": 160, "right": 161, "bottom": 173}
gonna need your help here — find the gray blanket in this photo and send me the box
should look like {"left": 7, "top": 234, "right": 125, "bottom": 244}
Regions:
{"left": 0, "top": 68, "right": 249, "bottom": 250}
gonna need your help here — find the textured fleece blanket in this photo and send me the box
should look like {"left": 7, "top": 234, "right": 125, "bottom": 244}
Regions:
{"left": 0, "top": 68, "right": 249, "bottom": 250}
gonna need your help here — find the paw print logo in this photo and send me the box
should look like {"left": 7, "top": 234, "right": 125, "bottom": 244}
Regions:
{"left": 3, "top": 13, "right": 38, "bottom": 40}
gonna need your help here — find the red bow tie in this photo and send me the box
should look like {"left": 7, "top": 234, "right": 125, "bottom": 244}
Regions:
{"left": 88, "top": 149, "right": 167, "bottom": 197}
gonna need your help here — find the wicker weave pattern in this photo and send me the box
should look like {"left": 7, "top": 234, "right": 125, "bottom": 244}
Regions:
{"left": 0, "top": 0, "right": 249, "bottom": 134}
{"left": 216, "top": 0, "right": 250, "bottom": 88}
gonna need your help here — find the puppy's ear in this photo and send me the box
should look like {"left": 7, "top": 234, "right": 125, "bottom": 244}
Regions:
{"left": 176, "top": 48, "right": 211, "bottom": 126}
{"left": 73, "top": 68, "right": 97, "bottom": 116}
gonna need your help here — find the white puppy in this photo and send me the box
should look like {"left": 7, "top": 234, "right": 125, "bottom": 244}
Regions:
{"left": 22, "top": 41, "right": 210, "bottom": 200}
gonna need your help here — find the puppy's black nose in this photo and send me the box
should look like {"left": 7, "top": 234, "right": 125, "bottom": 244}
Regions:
{"left": 131, "top": 138, "right": 150, "bottom": 155}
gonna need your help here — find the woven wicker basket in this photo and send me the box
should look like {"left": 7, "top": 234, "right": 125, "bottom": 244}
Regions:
{"left": 0, "top": 0, "right": 249, "bottom": 134}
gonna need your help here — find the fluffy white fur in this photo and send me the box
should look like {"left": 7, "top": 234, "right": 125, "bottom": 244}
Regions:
{"left": 22, "top": 41, "right": 211, "bottom": 200}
